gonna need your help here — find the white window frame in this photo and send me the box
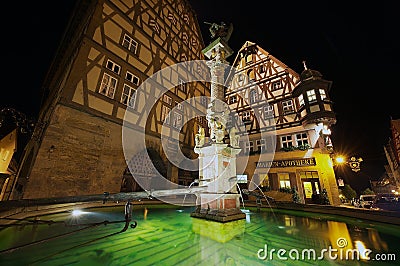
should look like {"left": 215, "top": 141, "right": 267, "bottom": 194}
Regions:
{"left": 272, "top": 81, "right": 282, "bottom": 90}
{"left": 256, "top": 139, "right": 266, "bottom": 152}
{"left": 182, "top": 32, "right": 189, "bottom": 44}
{"left": 200, "top": 96, "right": 208, "bottom": 107}
{"left": 263, "top": 105, "right": 274, "bottom": 119}
{"left": 121, "top": 84, "right": 136, "bottom": 108}
{"left": 122, "top": 34, "right": 138, "bottom": 54}
{"left": 175, "top": 101, "right": 183, "bottom": 111}
{"left": 163, "top": 95, "right": 172, "bottom": 105}
{"left": 106, "top": 59, "right": 121, "bottom": 75}
{"left": 319, "top": 89, "right": 327, "bottom": 100}
{"left": 178, "top": 78, "right": 187, "bottom": 93}
{"left": 281, "top": 135, "right": 293, "bottom": 148}
{"left": 173, "top": 112, "right": 182, "bottom": 128}
{"left": 278, "top": 173, "right": 291, "bottom": 189}
{"left": 282, "top": 100, "right": 294, "bottom": 113}
{"left": 295, "top": 133, "right": 309, "bottom": 146}
{"left": 242, "top": 111, "right": 251, "bottom": 122}
{"left": 245, "top": 141, "right": 254, "bottom": 154}
{"left": 250, "top": 89, "right": 258, "bottom": 104}
{"left": 298, "top": 94, "right": 305, "bottom": 107}
{"left": 229, "top": 95, "right": 237, "bottom": 104}
{"left": 161, "top": 105, "right": 171, "bottom": 124}
{"left": 125, "top": 71, "right": 140, "bottom": 86}
{"left": 99, "top": 73, "right": 117, "bottom": 99}
{"left": 307, "top": 89, "right": 317, "bottom": 102}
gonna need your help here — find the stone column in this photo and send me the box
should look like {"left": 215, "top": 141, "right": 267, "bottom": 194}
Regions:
{"left": 191, "top": 37, "right": 245, "bottom": 222}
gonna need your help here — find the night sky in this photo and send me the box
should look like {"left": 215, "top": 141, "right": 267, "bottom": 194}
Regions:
{"left": 2, "top": 1, "right": 398, "bottom": 194}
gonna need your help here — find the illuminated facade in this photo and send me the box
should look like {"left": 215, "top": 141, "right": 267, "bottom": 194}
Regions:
{"left": 14, "top": 0, "right": 209, "bottom": 199}
{"left": 382, "top": 119, "right": 400, "bottom": 191}
{"left": 0, "top": 129, "right": 17, "bottom": 200}
{"left": 226, "top": 41, "right": 340, "bottom": 205}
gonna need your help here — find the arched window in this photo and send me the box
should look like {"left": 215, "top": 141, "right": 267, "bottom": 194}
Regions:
{"left": 250, "top": 89, "right": 258, "bottom": 104}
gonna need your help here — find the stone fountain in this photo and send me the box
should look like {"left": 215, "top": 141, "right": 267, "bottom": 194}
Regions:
{"left": 190, "top": 22, "right": 245, "bottom": 222}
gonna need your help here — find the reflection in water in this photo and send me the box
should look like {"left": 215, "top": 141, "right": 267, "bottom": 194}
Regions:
{"left": 0, "top": 206, "right": 399, "bottom": 266}
{"left": 192, "top": 218, "right": 245, "bottom": 243}
{"left": 368, "top": 228, "right": 388, "bottom": 251}
{"left": 328, "top": 221, "right": 354, "bottom": 250}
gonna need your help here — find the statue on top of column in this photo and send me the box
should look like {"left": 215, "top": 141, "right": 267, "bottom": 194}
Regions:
{"left": 204, "top": 21, "right": 233, "bottom": 43}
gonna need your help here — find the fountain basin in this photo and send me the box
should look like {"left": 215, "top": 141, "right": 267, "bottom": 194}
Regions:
{"left": 1, "top": 202, "right": 399, "bottom": 265}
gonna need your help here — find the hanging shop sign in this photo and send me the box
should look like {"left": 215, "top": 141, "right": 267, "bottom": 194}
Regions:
{"left": 256, "top": 158, "right": 316, "bottom": 168}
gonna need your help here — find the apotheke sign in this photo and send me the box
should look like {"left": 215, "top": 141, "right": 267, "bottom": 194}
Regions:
{"left": 256, "top": 158, "right": 316, "bottom": 168}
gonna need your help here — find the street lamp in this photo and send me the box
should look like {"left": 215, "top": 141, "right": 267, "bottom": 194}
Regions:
{"left": 333, "top": 155, "right": 363, "bottom": 172}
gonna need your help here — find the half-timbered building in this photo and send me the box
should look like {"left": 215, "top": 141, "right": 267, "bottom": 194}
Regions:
{"left": 226, "top": 41, "right": 340, "bottom": 205}
{"left": 13, "top": 0, "right": 209, "bottom": 199}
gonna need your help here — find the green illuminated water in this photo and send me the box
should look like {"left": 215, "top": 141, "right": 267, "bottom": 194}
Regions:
{"left": 0, "top": 205, "right": 399, "bottom": 265}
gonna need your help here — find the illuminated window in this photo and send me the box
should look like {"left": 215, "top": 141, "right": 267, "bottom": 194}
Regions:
{"left": 246, "top": 54, "right": 252, "bottom": 64}
{"left": 106, "top": 60, "right": 121, "bottom": 75}
{"left": 237, "top": 74, "right": 244, "bottom": 82}
{"left": 295, "top": 133, "right": 309, "bottom": 146}
{"left": 161, "top": 105, "right": 171, "bottom": 124}
{"left": 281, "top": 135, "right": 293, "bottom": 148}
{"left": 99, "top": 73, "right": 117, "bottom": 99}
{"left": 299, "top": 171, "right": 319, "bottom": 179}
{"left": 319, "top": 89, "right": 327, "bottom": 100}
{"left": 307, "top": 90, "right": 317, "bottom": 102}
{"left": 282, "top": 100, "right": 294, "bottom": 113}
{"left": 122, "top": 34, "right": 138, "bottom": 54}
{"left": 278, "top": 173, "right": 291, "bottom": 189}
{"left": 263, "top": 105, "right": 274, "bottom": 119}
{"left": 121, "top": 84, "right": 136, "bottom": 108}
{"left": 298, "top": 94, "right": 304, "bottom": 107}
{"left": 125, "top": 71, "right": 139, "bottom": 86}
